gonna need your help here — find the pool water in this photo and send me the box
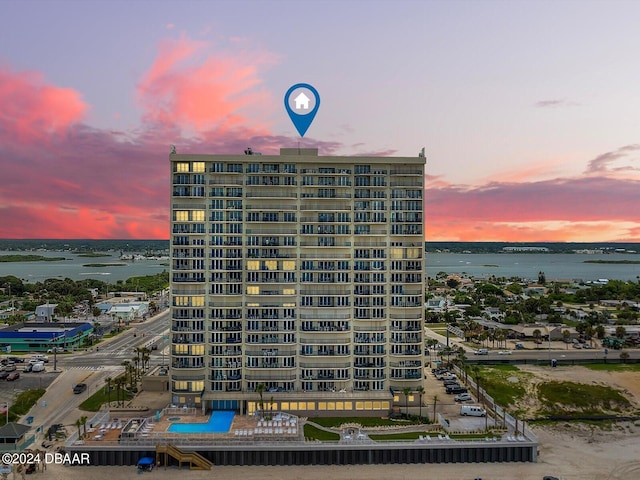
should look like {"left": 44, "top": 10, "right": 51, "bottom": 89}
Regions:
{"left": 168, "top": 410, "right": 235, "bottom": 433}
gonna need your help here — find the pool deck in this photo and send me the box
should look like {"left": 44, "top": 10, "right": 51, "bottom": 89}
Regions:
{"left": 80, "top": 412, "right": 301, "bottom": 445}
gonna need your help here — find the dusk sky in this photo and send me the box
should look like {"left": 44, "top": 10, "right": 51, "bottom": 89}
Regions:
{"left": 1, "top": 0, "right": 639, "bottom": 242}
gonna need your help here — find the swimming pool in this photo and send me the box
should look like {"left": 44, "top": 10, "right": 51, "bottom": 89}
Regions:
{"left": 168, "top": 410, "right": 235, "bottom": 433}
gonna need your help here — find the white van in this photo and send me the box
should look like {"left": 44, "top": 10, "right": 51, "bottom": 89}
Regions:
{"left": 31, "top": 362, "right": 45, "bottom": 372}
{"left": 460, "top": 405, "right": 486, "bottom": 417}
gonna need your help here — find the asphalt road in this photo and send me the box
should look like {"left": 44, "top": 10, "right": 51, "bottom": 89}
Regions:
{"left": 57, "top": 309, "right": 170, "bottom": 369}
{"left": 1, "top": 311, "right": 169, "bottom": 436}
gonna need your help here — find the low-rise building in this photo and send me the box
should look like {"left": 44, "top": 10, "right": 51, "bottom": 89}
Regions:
{"left": 0, "top": 322, "right": 93, "bottom": 352}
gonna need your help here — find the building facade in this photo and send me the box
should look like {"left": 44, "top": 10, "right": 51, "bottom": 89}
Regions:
{"left": 170, "top": 148, "right": 425, "bottom": 415}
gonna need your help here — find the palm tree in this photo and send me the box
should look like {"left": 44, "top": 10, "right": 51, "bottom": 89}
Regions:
{"left": 142, "top": 350, "right": 151, "bottom": 371}
{"left": 255, "top": 383, "right": 266, "bottom": 418}
{"left": 402, "top": 387, "right": 412, "bottom": 418}
{"left": 472, "top": 366, "right": 482, "bottom": 400}
{"left": 584, "top": 325, "right": 594, "bottom": 347}
{"left": 131, "top": 354, "right": 140, "bottom": 382}
{"left": 416, "top": 386, "right": 425, "bottom": 421}
{"left": 620, "top": 351, "right": 630, "bottom": 364}
{"left": 532, "top": 329, "right": 542, "bottom": 345}
{"left": 80, "top": 415, "right": 88, "bottom": 437}
{"left": 115, "top": 377, "right": 125, "bottom": 407}
{"left": 122, "top": 361, "right": 133, "bottom": 389}
{"left": 104, "top": 376, "right": 112, "bottom": 407}
{"left": 138, "top": 347, "right": 152, "bottom": 370}
{"left": 432, "top": 395, "right": 438, "bottom": 423}
{"left": 75, "top": 418, "right": 82, "bottom": 440}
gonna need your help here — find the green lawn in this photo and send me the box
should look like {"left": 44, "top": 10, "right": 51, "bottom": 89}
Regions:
{"left": 1, "top": 389, "right": 46, "bottom": 425}
{"left": 583, "top": 363, "right": 640, "bottom": 372}
{"left": 471, "top": 365, "right": 531, "bottom": 409}
{"left": 309, "top": 417, "right": 421, "bottom": 428}
{"left": 538, "top": 380, "right": 631, "bottom": 416}
{"left": 79, "top": 386, "right": 134, "bottom": 412}
{"left": 303, "top": 424, "right": 340, "bottom": 441}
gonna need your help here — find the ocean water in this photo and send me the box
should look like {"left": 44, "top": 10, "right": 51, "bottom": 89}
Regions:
{"left": 426, "top": 252, "right": 640, "bottom": 282}
{"left": 0, "top": 250, "right": 168, "bottom": 283}
{"left": 1, "top": 250, "right": 638, "bottom": 283}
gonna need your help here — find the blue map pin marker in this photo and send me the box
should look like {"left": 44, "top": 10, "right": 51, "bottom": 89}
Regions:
{"left": 284, "top": 83, "right": 320, "bottom": 137}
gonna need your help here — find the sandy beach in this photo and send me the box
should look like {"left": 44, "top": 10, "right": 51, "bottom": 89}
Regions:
{"left": 14, "top": 365, "right": 640, "bottom": 480}
{"left": 27, "top": 422, "right": 639, "bottom": 480}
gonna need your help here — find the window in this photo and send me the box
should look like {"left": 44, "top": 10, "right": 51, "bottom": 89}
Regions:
{"left": 175, "top": 162, "right": 189, "bottom": 173}
{"left": 193, "top": 162, "right": 205, "bottom": 173}
{"left": 175, "top": 211, "right": 189, "bottom": 222}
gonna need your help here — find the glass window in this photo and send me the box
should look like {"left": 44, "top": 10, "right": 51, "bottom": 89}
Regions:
{"left": 175, "top": 211, "right": 189, "bottom": 222}
{"left": 193, "top": 162, "right": 205, "bottom": 173}
{"left": 176, "top": 163, "right": 189, "bottom": 173}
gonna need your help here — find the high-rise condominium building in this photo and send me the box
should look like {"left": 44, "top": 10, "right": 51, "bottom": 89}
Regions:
{"left": 170, "top": 148, "right": 425, "bottom": 416}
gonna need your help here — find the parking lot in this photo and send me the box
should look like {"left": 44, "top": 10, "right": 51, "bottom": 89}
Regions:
{"left": 421, "top": 365, "right": 497, "bottom": 432}
{"left": 0, "top": 365, "right": 60, "bottom": 413}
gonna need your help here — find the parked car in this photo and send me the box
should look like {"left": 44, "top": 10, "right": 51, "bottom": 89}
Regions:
{"left": 0, "top": 371, "right": 9, "bottom": 380}
{"left": 573, "top": 343, "right": 582, "bottom": 349}
{"left": 515, "top": 343, "right": 524, "bottom": 350}
{"left": 3, "top": 362, "right": 16, "bottom": 372}
{"left": 441, "top": 373, "right": 457, "bottom": 381}
{"left": 460, "top": 405, "right": 486, "bottom": 417}
{"left": 446, "top": 385, "right": 468, "bottom": 394}
{"left": 434, "top": 370, "right": 451, "bottom": 380}
{"left": 31, "top": 362, "right": 45, "bottom": 373}
{"left": 8, "top": 356, "right": 24, "bottom": 363}
{"left": 6, "top": 372, "right": 20, "bottom": 381}
{"left": 73, "top": 383, "right": 87, "bottom": 394}
{"left": 30, "top": 354, "right": 49, "bottom": 363}
{"left": 23, "top": 363, "right": 33, "bottom": 373}
{"left": 454, "top": 392, "right": 472, "bottom": 402}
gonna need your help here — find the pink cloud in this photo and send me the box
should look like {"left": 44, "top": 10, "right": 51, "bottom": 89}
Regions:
{"left": 0, "top": 37, "right": 341, "bottom": 239}
{"left": 0, "top": 66, "right": 87, "bottom": 143}
{"left": 425, "top": 174, "right": 640, "bottom": 241}
{"left": 137, "top": 34, "right": 275, "bottom": 135}
{"left": 585, "top": 144, "right": 640, "bottom": 177}
{"left": 1, "top": 39, "right": 639, "bottom": 243}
